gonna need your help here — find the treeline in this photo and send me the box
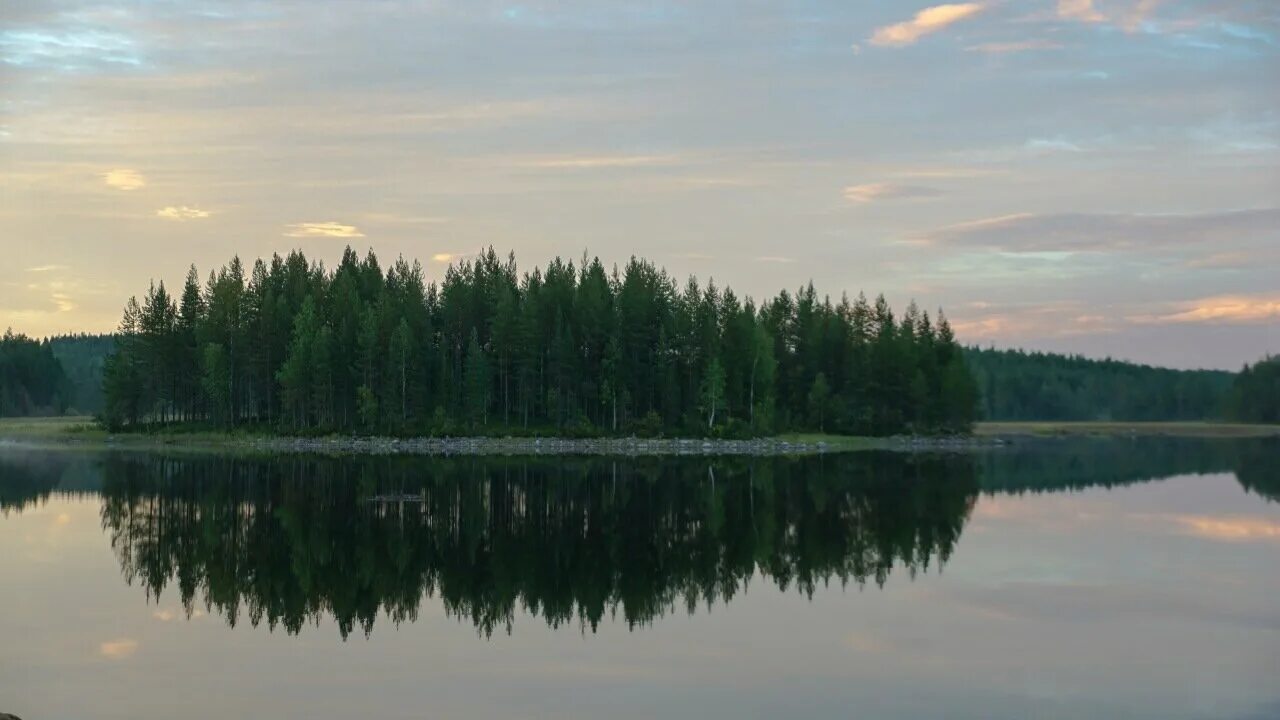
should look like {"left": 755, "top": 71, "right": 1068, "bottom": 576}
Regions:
{"left": 102, "top": 247, "right": 978, "bottom": 436}
{"left": 1228, "top": 356, "right": 1280, "bottom": 424}
{"left": 50, "top": 334, "right": 114, "bottom": 415}
{"left": 0, "top": 330, "right": 71, "bottom": 417}
{"left": 966, "top": 347, "right": 1234, "bottom": 422}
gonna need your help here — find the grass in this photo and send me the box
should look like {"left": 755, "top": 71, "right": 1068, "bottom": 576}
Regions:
{"left": 0, "top": 415, "right": 100, "bottom": 437}
{"left": 975, "top": 421, "right": 1280, "bottom": 438}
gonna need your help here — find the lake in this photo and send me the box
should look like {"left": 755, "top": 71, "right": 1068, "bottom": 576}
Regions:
{"left": 2, "top": 438, "right": 1278, "bottom": 719}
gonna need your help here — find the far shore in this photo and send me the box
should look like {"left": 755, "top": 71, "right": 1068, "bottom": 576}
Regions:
{"left": 0, "top": 417, "right": 1276, "bottom": 457}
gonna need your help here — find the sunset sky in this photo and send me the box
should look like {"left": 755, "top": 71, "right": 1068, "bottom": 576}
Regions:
{"left": 2, "top": 0, "right": 1276, "bottom": 369}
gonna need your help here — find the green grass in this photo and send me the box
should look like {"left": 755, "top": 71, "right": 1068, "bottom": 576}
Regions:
{"left": 975, "top": 421, "right": 1280, "bottom": 438}
{"left": 0, "top": 415, "right": 100, "bottom": 437}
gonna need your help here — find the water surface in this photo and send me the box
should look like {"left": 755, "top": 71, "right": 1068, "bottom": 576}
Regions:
{"left": 2, "top": 439, "right": 1277, "bottom": 719}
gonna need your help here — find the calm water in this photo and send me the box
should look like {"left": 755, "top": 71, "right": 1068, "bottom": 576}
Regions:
{"left": 2, "top": 439, "right": 1278, "bottom": 720}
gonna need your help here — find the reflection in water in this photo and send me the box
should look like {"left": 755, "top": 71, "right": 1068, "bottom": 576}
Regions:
{"left": 99, "top": 453, "right": 977, "bottom": 637}
{"left": 0, "top": 437, "right": 1276, "bottom": 639}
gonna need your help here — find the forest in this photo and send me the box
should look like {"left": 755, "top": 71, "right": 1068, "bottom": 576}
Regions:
{"left": 50, "top": 334, "right": 115, "bottom": 415}
{"left": 1228, "top": 356, "right": 1280, "bottom": 424}
{"left": 0, "top": 330, "right": 71, "bottom": 417}
{"left": 965, "top": 347, "right": 1235, "bottom": 422}
{"left": 99, "top": 248, "right": 979, "bottom": 437}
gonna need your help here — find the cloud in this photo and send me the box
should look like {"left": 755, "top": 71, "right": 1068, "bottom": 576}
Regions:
{"left": 283, "top": 222, "right": 364, "bottom": 239}
{"left": 1057, "top": 0, "right": 1106, "bottom": 23}
{"left": 25, "top": 265, "right": 68, "bottom": 273}
{"left": 870, "top": 4, "right": 985, "bottom": 47}
{"left": 965, "top": 40, "right": 1064, "bottom": 53}
{"left": 1132, "top": 293, "right": 1280, "bottom": 325}
{"left": 50, "top": 292, "right": 75, "bottom": 312}
{"left": 0, "top": 28, "right": 143, "bottom": 70}
{"left": 360, "top": 212, "right": 448, "bottom": 226}
{"left": 891, "top": 167, "right": 1001, "bottom": 179}
{"left": 99, "top": 639, "right": 138, "bottom": 660}
{"left": 102, "top": 168, "right": 144, "bottom": 190}
{"left": 432, "top": 252, "right": 463, "bottom": 263}
{"left": 1025, "top": 137, "right": 1084, "bottom": 153}
{"left": 1187, "top": 251, "right": 1250, "bottom": 269}
{"left": 914, "top": 208, "right": 1280, "bottom": 254}
{"left": 1056, "top": 0, "right": 1166, "bottom": 33}
{"left": 844, "top": 182, "right": 944, "bottom": 203}
{"left": 755, "top": 256, "right": 796, "bottom": 263}
{"left": 950, "top": 301, "right": 1119, "bottom": 340}
{"left": 156, "top": 206, "right": 210, "bottom": 221}
{"left": 522, "top": 154, "right": 679, "bottom": 169}
{"left": 1172, "top": 515, "right": 1280, "bottom": 542}
{"left": 1121, "top": 0, "right": 1164, "bottom": 33}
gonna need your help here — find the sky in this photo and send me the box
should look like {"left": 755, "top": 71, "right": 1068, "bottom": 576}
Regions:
{"left": 1, "top": 0, "right": 1277, "bottom": 370}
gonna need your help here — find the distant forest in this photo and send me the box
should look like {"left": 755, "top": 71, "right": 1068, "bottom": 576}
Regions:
{"left": 0, "top": 333, "right": 112, "bottom": 418}
{"left": 0, "top": 331, "right": 71, "bottom": 416}
{"left": 98, "top": 248, "right": 978, "bottom": 436}
{"left": 966, "top": 347, "right": 1237, "bottom": 422}
{"left": 1229, "top": 356, "right": 1280, "bottom": 424}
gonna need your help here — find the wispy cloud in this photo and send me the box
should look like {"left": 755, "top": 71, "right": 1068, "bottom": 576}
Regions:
{"left": 99, "top": 638, "right": 138, "bottom": 660}
{"left": 103, "top": 168, "right": 144, "bottom": 190}
{"left": 1057, "top": 0, "right": 1106, "bottom": 23}
{"left": 283, "top": 222, "right": 364, "bottom": 239}
{"left": 1025, "top": 136, "right": 1085, "bottom": 153}
{"left": 1132, "top": 293, "right": 1280, "bottom": 325}
{"left": 914, "top": 208, "right": 1280, "bottom": 253}
{"left": 870, "top": 4, "right": 985, "bottom": 47}
{"left": 25, "top": 265, "right": 68, "bottom": 273}
{"left": 950, "top": 301, "right": 1119, "bottom": 340}
{"left": 755, "top": 256, "right": 796, "bottom": 264}
{"left": 50, "top": 292, "right": 75, "bottom": 312}
{"left": 521, "top": 154, "right": 679, "bottom": 169}
{"left": 1121, "top": 0, "right": 1165, "bottom": 33}
{"left": 156, "top": 206, "right": 210, "bottom": 221}
{"left": 965, "top": 40, "right": 1064, "bottom": 54}
{"left": 890, "top": 166, "right": 1001, "bottom": 179}
{"left": 844, "top": 182, "right": 943, "bottom": 203}
{"left": 1171, "top": 515, "right": 1280, "bottom": 542}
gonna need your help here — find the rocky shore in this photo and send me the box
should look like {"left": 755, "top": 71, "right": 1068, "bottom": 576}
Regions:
{"left": 242, "top": 434, "right": 1003, "bottom": 457}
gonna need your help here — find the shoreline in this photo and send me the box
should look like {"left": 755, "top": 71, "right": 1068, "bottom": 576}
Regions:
{"left": 0, "top": 431, "right": 997, "bottom": 457}
{"left": 1, "top": 418, "right": 1275, "bottom": 457}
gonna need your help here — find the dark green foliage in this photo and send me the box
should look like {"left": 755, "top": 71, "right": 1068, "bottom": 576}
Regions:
{"left": 1228, "top": 356, "right": 1280, "bottom": 424}
{"left": 48, "top": 334, "right": 115, "bottom": 414}
{"left": 95, "top": 452, "right": 978, "bottom": 637}
{"left": 0, "top": 329, "right": 71, "bottom": 417}
{"left": 965, "top": 346, "right": 1234, "bottom": 421}
{"left": 100, "top": 247, "right": 977, "bottom": 436}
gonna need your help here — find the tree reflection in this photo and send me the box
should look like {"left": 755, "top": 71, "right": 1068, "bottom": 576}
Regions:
{"left": 98, "top": 453, "right": 978, "bottom": 638}
{"left": 1, "top": 436, "right": 1275, "bottom": 638}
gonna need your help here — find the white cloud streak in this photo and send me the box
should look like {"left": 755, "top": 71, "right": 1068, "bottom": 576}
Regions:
{"left": 870, "top": 4, "right": 985, "bottom": 47}
{"left": 283, "top": 222, "right": 365, "bottom": 238}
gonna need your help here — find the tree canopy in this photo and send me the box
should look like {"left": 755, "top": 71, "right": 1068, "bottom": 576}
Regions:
{"left": 965, "top": 346, "right": 1234, "bottom": 422}
{"left": 1228, "top": 355, "right": 1280, "bottom": 424}
{"left": 0, "top": 329, "right": 71, "bottom": 417}
{"left": 100, "top": 247, "right": 978, "bottom": 436}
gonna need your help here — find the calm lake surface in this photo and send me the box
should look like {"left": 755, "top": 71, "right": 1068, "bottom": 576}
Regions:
{"left": 2, "top": 438, "right": 1278, "bottom": 720}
